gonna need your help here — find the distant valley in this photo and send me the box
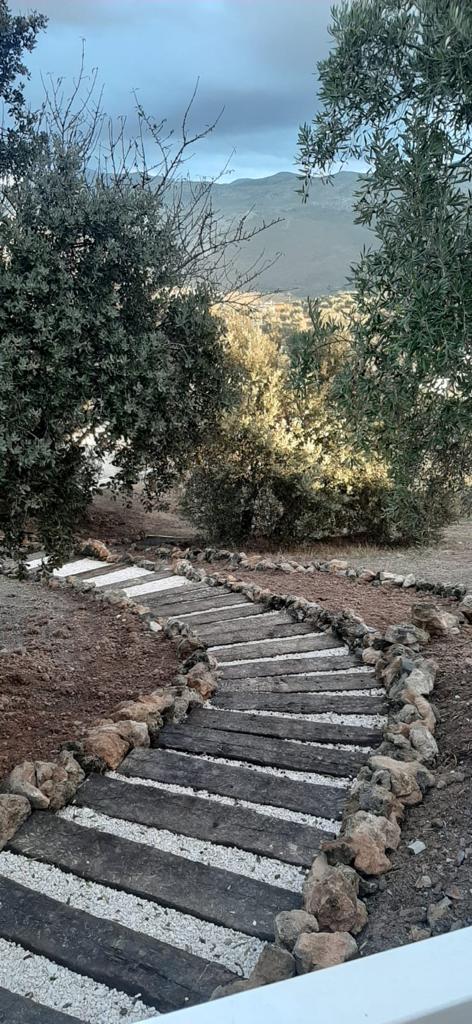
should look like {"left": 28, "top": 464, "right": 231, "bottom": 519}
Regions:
{"left": 197, "top": 170, "right": 374, "bottom": 297}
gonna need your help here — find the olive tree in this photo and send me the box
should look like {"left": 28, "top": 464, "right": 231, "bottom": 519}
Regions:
{"left": 0, "top": 16, "right": 276, "bottom": 561}
{"left": 299, "top": 0, "right": 472, "bottom": 541}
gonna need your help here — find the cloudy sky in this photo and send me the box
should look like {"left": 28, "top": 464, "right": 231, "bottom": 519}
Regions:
{"left": 11, "top": 0, "right": 336, "bottom": 179}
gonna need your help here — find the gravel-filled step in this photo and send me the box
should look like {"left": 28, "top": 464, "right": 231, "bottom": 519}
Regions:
{"left": 75, "top": 773, "right": 332, "bottom": 866}
{"left": 120, "top": 748, "right": 346, "bottom": 818}
{"left": 188, "top": 706, "right": 382, "bottom": 746}
{"left": 9, "top": 814, "right": 299, "bottom": 939}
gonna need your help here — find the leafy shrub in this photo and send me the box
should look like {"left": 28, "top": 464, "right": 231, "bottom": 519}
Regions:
{"left": 182, "top": 301, "right": 390, "bottom": 545}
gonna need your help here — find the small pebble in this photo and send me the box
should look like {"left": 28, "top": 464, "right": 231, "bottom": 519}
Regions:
{"left": 408, "top": 840, "right": 426, "bottom": 856}
{"left": 415, "top": 875, "right": 432, "bottom": 890}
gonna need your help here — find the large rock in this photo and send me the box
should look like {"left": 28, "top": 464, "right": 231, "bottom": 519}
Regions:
{"left": 1, "top": 762, "right": 49, "bottom": 809}
{"left": 34, "top": 752, "right": 84, "bottom": 810}
{"left": 293, "top": 931, "right": 358, "bottom": 973}
{"left": 409, "top": 723, "right": 438, "bottom": 764}
{"left": 343, "top": 811, "right": 401, "bottom": 875}
{"left": 185, "top": 663, "right": 217, "bottom": 700}
{"left": 458, "top": 594, "right": 472, "bottom": 622}
{"left": 78, "top": 538, "right": 111, "bottom": 561}
{"left": 211, "top": 945, "right": 295, "bottom": 1000}
{"left": 249, "top": 944, "right": 296, "bottom": 985}
{"left": 112, "top": 720, "right": 150, "bottom": 749}
{"left": 411, "top": 603, "right": 460, "bottom": 637}
{"left": 383, "top": 624, "right": 429, "bottom": 647}
{"left": 395, "top": 659, "right": 437, "bottom": 698}
{"left": 275, "top": 910, "right": 319, "bottom": 951}
{"left": 303, "top": 855, "right": 367, "bottom": 933}
{"left": 369, "top": 755, "right": 434, "bottom": 806}
{"left": 0, "top": 793, "right": 31, "bottom": 849}
{"left": 82, "top": 726, "right": 130, "bottom": 769}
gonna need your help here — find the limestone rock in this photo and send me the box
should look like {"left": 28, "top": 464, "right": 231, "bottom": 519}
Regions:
{"left": 403, "top": 574, "right": 416, "bottom": 589}
{"left": 343, "top": 811, "right": 401, "bottom": 875}
{"left": 409, "top": 723, "right": 438, "bottom": 764}
{"left": 384, "top": 623, "right": 429, "bottom": 647}
{"left": 403, "top": 694, "right": 437, "bottom": 733}
{"left": 293, "top": 931, "right": 358, "bottom": 974}
{"left": 458, "top": 594, "right": 472, "bottom": 622}
{"left": 1, "top": 762, "right": 50, "bottom": 809}
{"left": 411, "top": 603, "right": 459, "bottom": 637}
{"left": 303, "top": 857, "right": 367, "bottom": 933}
{"left": 275, "top": 910, "right": 319, "bottom": 950}
{"left": 369, "top": 755, "right": 434, "bottom": 806}
{"left": 399, "top": 659, "right": 437, "bottom": 697}
{"left": 362, "top": 647, "right": 381, "bottom": 666}
{"left": 211, "top": 944, "right": 295, "bottom": 1000}
{"left": 83, "top": 726, "right": 130, "bottom": 769}
{"left": 185, "top": 663, "right": 217, "bottom": 699}
{"left": 113, "top": 719, "right": 150, "bottom": 749}
{"left": 79, "top": 538, "right": 111, "bottom": 561}
{"left": 328, "top": 559, "right": 349, "bottom": 571}
{"left": 0, "top": 794, "right": 31, "bottom": 849}
{"left": 249, "top": 944, "right": 296, "bottom": 985}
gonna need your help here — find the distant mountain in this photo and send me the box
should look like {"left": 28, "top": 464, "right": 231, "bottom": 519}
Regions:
{"left": 197, "top": 170, "right": 374, "bottom": 296}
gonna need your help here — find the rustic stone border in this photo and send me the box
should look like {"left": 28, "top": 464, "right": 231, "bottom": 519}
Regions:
{"left": 160, "top": 557, "right": 456, "bottom": 985}
{"left": 134, "top": 540, "right": 472, "bottom": 609}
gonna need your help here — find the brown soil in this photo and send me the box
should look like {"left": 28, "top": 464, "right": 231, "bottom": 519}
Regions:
{"left": 0, "top": 577, "right": 179, "bottom": 779}
{"left": 204, "top": 563, "right": 457, "bottom": 632}
{"left": 80, "top": 487, "right": 198, "bottom": 547}
{"left": 361, "top": 625, "right": 472, "bottom": 954}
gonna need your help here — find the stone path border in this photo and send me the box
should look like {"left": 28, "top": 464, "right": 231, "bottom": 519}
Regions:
{"left": 136, "top": 540, "right": 472, "bottom": 609}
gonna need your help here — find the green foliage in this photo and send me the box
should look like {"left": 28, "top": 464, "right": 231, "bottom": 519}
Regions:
{"left": 0, "top": 0, "right": 46, "bottom": 174}
{"left": 182, "top": 303, "right": 389, "bottom": 545}
{"left": 0, "top": 48, "right": 231, "bottom": 560}
{"left": 299, "top": 0, "right": 472, "bottom": 542}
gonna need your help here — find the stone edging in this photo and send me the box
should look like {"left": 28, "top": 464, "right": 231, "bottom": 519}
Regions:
{"left": 162, "top": 557, "right": 450, "bottom": 983}
{"left": 136, "top": 540, "right": 472, "bottom": 610}
{"left": 0, "top": 548, "right": 460, "bottom": 988}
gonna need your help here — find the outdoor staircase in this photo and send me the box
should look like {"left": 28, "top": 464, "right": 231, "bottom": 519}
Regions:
{"left": 0, "top": 556, "right": 386, "bottom": 1023}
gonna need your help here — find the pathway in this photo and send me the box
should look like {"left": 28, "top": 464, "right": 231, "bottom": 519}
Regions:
{"left": 0, "top": 557, "right": 386, "bottom": 1022}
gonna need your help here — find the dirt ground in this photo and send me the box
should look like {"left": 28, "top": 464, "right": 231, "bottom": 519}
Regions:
{"left": 0, "top": 577, "right": 179, "bottom": 779}
{"left": 81, "top": 490, "right": 472, "bottom": 591}
{"left": 203, "top": 562, "right": 457, "bottom": 632}
{"left": 361, "top": 625, "right": 472, "bottom": 955}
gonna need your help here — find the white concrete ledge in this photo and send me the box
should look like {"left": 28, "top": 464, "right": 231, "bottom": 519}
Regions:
{"left": 138, "top": 928, "right": 472, "bottom": 1024}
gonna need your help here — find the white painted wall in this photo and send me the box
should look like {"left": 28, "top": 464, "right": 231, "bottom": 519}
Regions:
{"left": 138, "top": 928, "right": 472, "bottom": 1024}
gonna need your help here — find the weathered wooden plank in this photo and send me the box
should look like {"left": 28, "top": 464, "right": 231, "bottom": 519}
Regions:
{"left": 212, "top": 690, "right": 386, "bottom": 715}
{"left": 197, "top": 612, "right": 302, "bottom": 644}
{"left": 216, "top": 671, "right": 377, "bottom": 694}
{"left": 0, "top": 988, "right": 84, "bottom": 1024}
{"left": 188, "top": 707, "right": 381, "bottom": 747}
{"left": 219, "top": 654, "right": 359, "bottom": 680}
{"left": 71, "top": 563, "right": 127, "bottom": 581}
{"left": 178, "top": 603, "right": 265, "bottom": 625}
{"left": 213, "top": 632, "right": 343, "bottom": 662}
{"left": 10, "top": 816, "right": 298, "bottom": 940}
{"left": 143, "top": 584, "right": 216, "bottom": 606}
{"left": 146, "top": 592, "right": 250, "bottom": 617}
{"left": 0, "top": 876, "right": 234, "bottom": 1013}
{"left": 159, "top": 723, "right": 366, "bottom": 777}
{"left": 76, "top": 774, "right": 330, "bottom": 866}
{"left": 121, "top": 748, "right": 345, "bottom": 819}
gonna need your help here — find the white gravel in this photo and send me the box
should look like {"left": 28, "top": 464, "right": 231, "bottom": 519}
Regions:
{"left": 0, "top": 936, "right": 157, "bottom": 1023}
{"left": 58, "top": 807, "right": 306, "bottom": 892}
{"left": 0, "top": 851, "right": 263, "bottom": 978}
{"left": 158, "top": 748, "right": 351, "bottom": 788}
{"left": 287, "top": 736, "right": 371, "bottom": 753}
{"left": 109, "top": 771, "right": 341, "bottom": 832}
{"left": 209, "top": 633, "right": 321, "bottom": 651}
{"left": 90, "top": 566, "right": 151, "bottom": 587}
{"left": 207, "top": 705, "right": 387, "bottom": 728}
{"left": 221, "top": 646, "right": 349, "bottom": 666}
{"left": 176, "top": 606, "right": 268, "bottom": 620}
{"left": 123, "top": 576, "right": 189, "bottom": 597}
